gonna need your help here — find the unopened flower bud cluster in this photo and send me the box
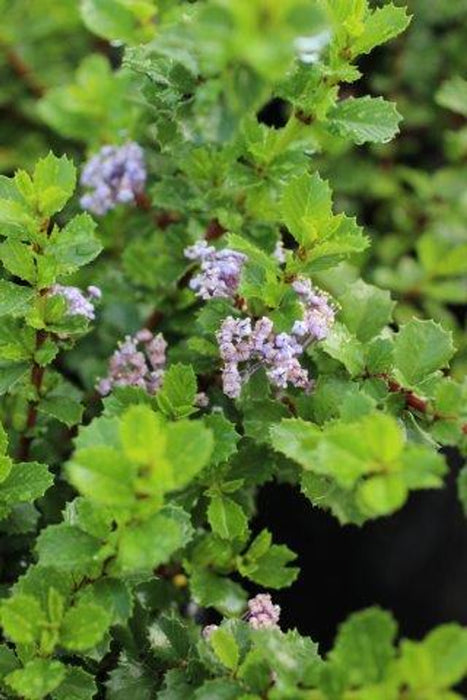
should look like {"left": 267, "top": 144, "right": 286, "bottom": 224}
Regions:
{"left": 184, "top": 240, "right": 247, "bottom": 300}
{"left": 216, "top": 278, "right": 335, "bottom": 398}
{"left": 80, "top": 142, "right": 146, "bottom": 216}
{"left": 202, "top": 593, "right": 280, "bottom": 640}
{"left": 97, "top": 329, "right": 166, "bottom": 396}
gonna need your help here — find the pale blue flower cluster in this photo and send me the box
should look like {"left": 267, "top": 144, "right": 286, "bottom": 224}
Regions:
{"left": 80, "top": 142, "right": 146, "bottom": 216}
{"left": 97, "top": 329, "right": 166, "bottom": 396}
{"left": 50, "top": 284, "right": 101, "bottom": 321}
{"left": 184, "top": 240, "right": 247, "bottom": 300}
{"left": 216, "top": 278, "right": 335, "bottom": 398}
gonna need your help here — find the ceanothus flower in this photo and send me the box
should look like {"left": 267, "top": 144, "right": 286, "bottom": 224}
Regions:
{"left": 184, "top": 240, "right": 247, "bottom": 300}
{"left": 215, "top": 277, "right": 335, "bottom": 398}
{"left": 49, "top": 284, "right": 101, "bottom": 321}
{"left": 291, "top": 277, "right": 335, "bottom": 341}
{"left": 97, "top": 329, "right": 167, "bottom": 397}
{"left": 80, "top": 142, "right": 147, "bottom": 216}
{"left": 216, "top": 316, "right": 312, "bottom": 398}
{"left": 246, "top": 594, "right": 281, "bottom": 630}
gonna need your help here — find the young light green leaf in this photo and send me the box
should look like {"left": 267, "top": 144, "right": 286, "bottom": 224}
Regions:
{"left": 0, "top": 280, "right": 34, "bottom": 317}
{"left": 5, "top": 659, "right": 66, "bottom": 700}
{"left": 1, "top": 593, "right": 46, "bottom": 644}
{"left": 210, "top": 627, "right": 240, "bottom": 671}
{"left": 60, "top": 601, "right": 111, "bottom": 651}
{"left": 81, "top": 0, "right": 156, "bottom": 45}
{"left": 329, "top": 608, "right": 397, "bottom": 685}
{"left": 281, "top": 173, "right": 333, "bottom": 247}
{"left": 156, "top": 363, "right": 197, "bottom": 419}
{"left": 351, "top": 4, "right": 411, "bottom": 56}
{"left": 33, "top": 152, "right": 76, "bottom": 216}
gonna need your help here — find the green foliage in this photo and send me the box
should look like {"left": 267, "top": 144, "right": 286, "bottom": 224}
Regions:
{"left": 0, "top": 0, "right": 464, "bottom": 697}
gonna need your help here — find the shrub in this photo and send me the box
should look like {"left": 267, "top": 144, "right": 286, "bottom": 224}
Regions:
{"left": 0, "top": 1, "right": 465, "bottom": 697}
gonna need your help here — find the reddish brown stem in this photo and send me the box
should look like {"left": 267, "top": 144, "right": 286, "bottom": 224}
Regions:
{"left": 3, "top": 46, "right": 45, "bottom": 98}
{"left": 205, "top": 218, "right": 227, "bottom": 241}
{"left": 17, "top": 331, "right": 47, "bottom": 462}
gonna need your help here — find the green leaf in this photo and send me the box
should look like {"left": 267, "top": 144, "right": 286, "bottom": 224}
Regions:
{"left": 281, "top": 173, "right": 333, "bottom": 247}
{"left": 0, "top": 461, "right": 52, "bottom": 507}
{"left": 190, "top": 569, "right": 247, "bottom": 616}
{"left": 77, "top": 579, "right": 133, "bottom": 626}
{"left": 37, "top": 55, "right": 135, "bottom": 145}
{"left": 48, "top": 213, "right": 102, "bottom": 275}
{"left": 51, "top": 667, "right": 97, "bottom": 700}
{"left": 36, "top": 523, "right": 102, "bottom": 572}
{"left": 0, "top": 363, "right": 33, "bottom": 396}
{"left": 329, "top": 608, "right": 397, "bottom": 685}
{"left": 270, "top": 418, "right": 321, "bottom": 469}
{"left": 33, "top": 152, "right": 76, "bottom": 217}
{"left": 210, "top": 627, "right": 240, "bottom": 671}
{"left": 321, "top": 322, "right": 365, "bottom": 376}
{"left": 5, "top": 659, "right": 66, "bottom": 700}
{"left": 351, "top": 4, "right": 411, "bottom": 56}
{"left": 393, "top": 320, "right": 455, "bottom": 388}
{"left": 356, "top": 473, "right": 408, "bottom": 517}
{"left": 327, "top": 97, "right": 402, "bottom": 145}
{"left": 60, "top": 601, "right": 111, "bottom": 651}
{"left": 436, "top": 76, "right": 467, "bottom": 117}
{"left": 207, "top": 495, "right": 249, "bottom": 541}
{"left": 338, "top": 280, "right": 395, "bottom": 342}
{"left": 0, "top": 643, "right": 20, "bottom": 676}
{"left": 203, "top": 413, "right": 240, "bottom": 467}
{"left": 165, "top": 419, "right": 213, "bottom": 489}
{"left": 1, "top": 593, "right": 46, "bottom": 644}
{"left": 119, "top": 405, "right": 167, "bottom": 464}
{"left": 239, "top": 541, "right": 299, "bottom": 589}
{"left": 116, "top": 507, "right": 193, "bottom": 573}
{"left": 67, "top": 446, "right": 136, "bottom": 507}
{"left": 0, "top": 280, "right": 34, "bottom": 317}
{"left": 81, "top": 0, "right": 156, "bottom": 45}
{"left": 156, "top": 363, "right": 197, "bottom": 419}
{"left": 0, "top": 239, "right": 36, "bottom": 283}
{"left": 398, "top": 624, "right": 467, "bottom": 692}
{"left": 38, "top": 397, "right": 84, "bottom": 427}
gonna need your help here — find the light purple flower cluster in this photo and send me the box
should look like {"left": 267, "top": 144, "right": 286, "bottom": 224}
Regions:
{"left": 291, "top": 278, "right": 335, "bottom": 341}
{"left": 184, "top": 240, "right": 247, "bottom": 300}
{"left": 246, "top": 593, "right": 281, "bottom": 630}
{"left": 216, "top": 278, "right": 335, "bottom": 398}
{"left": 201, "top": 594, "right": 280, "bottom": 640}
{"left": 80, "top": 142, "right": 146, "bottom": 216}
{"left": 97, "top": 329, "right": 167, "bottom": 396}
{"left": 50, "top": 284, "right": 101, "bottom": 321}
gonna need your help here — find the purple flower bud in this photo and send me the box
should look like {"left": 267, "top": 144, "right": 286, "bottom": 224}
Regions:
{"left": 246, "top": 594, "right": 280, "bottom": 630}
{"left": 97, "top": 330, "right": 167, "bottom": 397}
{"left": 87, "top": 285, "right": 102, "bottom": 300}
{"left": 273, "top": 239, "right": 286, "bottom": 264}
{"left": 80, "top": 142, "right": 147, "bottom": 216}
{"left": 202, "top": 624, "right": 219, "bottom": 640}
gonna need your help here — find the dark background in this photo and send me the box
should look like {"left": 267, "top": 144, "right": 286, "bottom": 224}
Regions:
{"left": 255, "top": 450, "right": 467, "bottom": 651}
